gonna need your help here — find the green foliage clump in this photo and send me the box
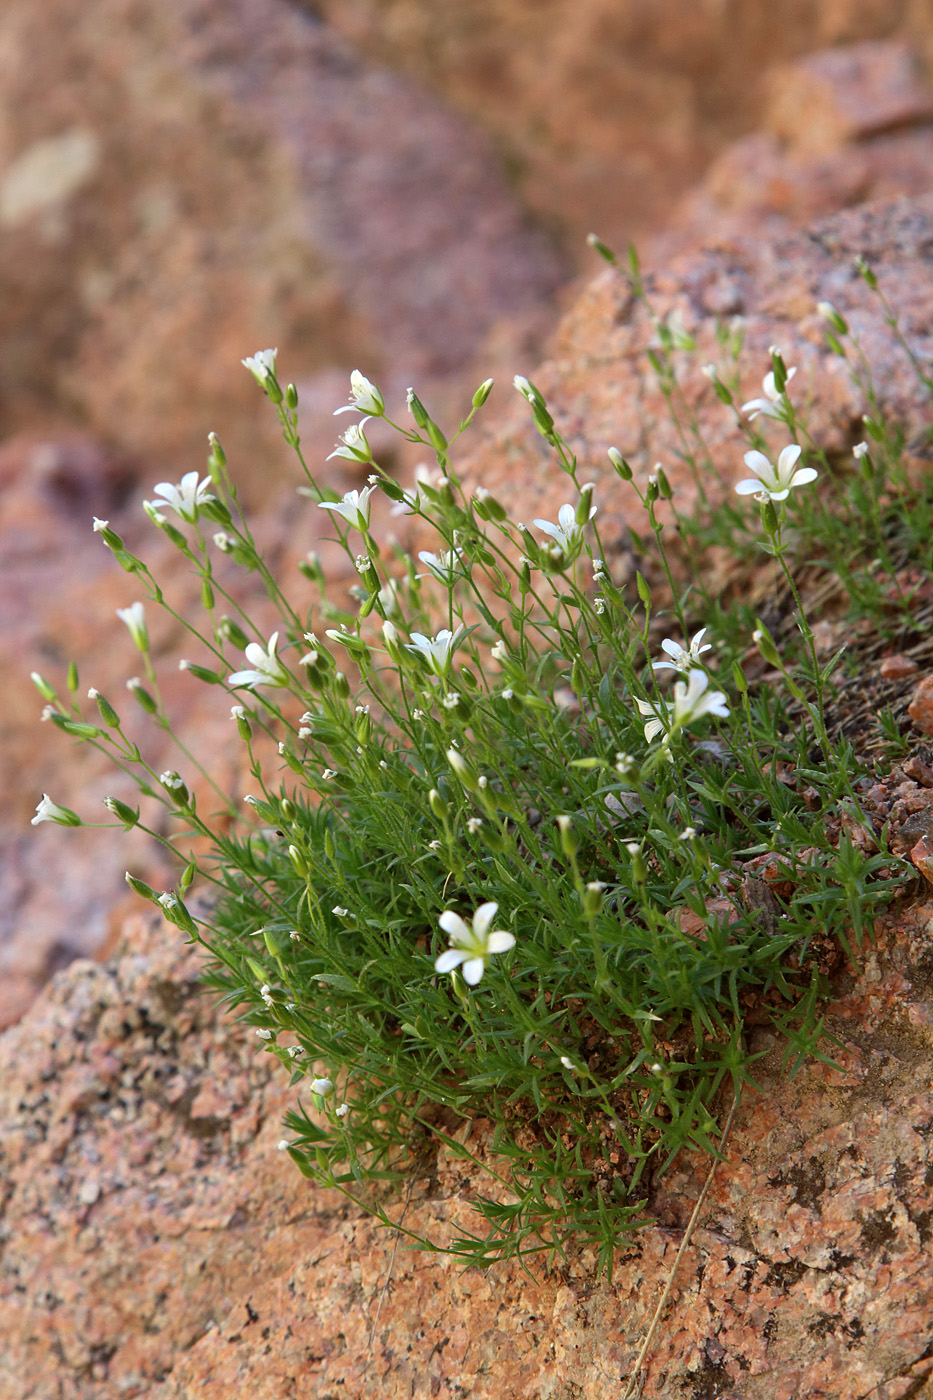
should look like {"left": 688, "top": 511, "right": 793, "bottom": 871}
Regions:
{"left": 33, "top": 254, "right": 932, "bottom": 1275}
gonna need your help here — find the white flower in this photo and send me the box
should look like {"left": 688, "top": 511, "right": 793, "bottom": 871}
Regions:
{"left": 255, "top": 1027, "right": 273, "bottom": 1040}
{"left": 490, "top": 640, "right": 508, "bottom": 662}
{"left": 434, "top": 902, "right": 515, "bottom": 986}
{"left": 228, "top": 632, "right": 290, "bottom": 688}
{"left": 652, "top": 627, "right": 713, "bottom": 672}
{"left": 241, "top": 348, "right": 278, "bottom": 388}
{"left": 116, "top": 602, "right": 149, "bottom": 652}
{"left": 735, "top": 445, "right": 818, "bottom": 503}
{"left": 333, "top": 370, "right": 385, "bottom": 417}
{"left": 853, "top": 441, "right": 870, "bottom": 459}
{"left": 31, "top": 794, "right": 80, "bottom": 827}
{"left": 405, "top": 626, "right": 466, "bottom": 676}
{"left": 336, "top": 1102, "right": 350, "bottom": 1118}
{"left": 326, "top": 421, "right": 374, "bottom": 465}
{"left": 560, "top": 1056, "right": 575, "bottom": 1071}
{"left": 742, "top": 366, "right": 796, "bottom": 420}
{"left": 467, "top": 817, "right": 483, "bottom": 834}
{"left": 416, "top": 548, "right": 463, "bottom": 584}
{"left": 311, "top": 1077, "right": 334, "bottom": 1096}
{"left": 149, "top": 472, "right": 215, "bottom": 523}
{"left": 317, "top": 484, "right": 375, "bottom": 529}
{"left": 637, "top": 669, "right": 729, "bottom": 743}
{"left": 534, "top": 501, "right": 595, "bottom": 557}
{"left": 332, "top": 906, "right": 348, "bottom": 917}
{"left": 278, "top": 1139, "right": 290, "bottom": 1150}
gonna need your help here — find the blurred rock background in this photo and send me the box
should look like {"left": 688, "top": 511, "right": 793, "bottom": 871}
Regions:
{"left": 2, "top": 0, "right": 933, "bottom": 1018}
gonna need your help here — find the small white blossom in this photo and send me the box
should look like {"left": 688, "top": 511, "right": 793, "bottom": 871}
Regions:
{"left": 317, "top": 484, "right": 375, "bottom": 530}
{"left": 442, "top": 691, "right": 461, "bottom": 710}
{"left": 116, "top": 602, "right": 149, "bottom": 652}
{"left": 260, "top": 984, "right": 274, "bottom": 1006}
{"left": 241, "top": 348, "right": 278, "bottom": 389}
{"left": 491, "top": 639, "right": 508, "bottom": 663}
{"left": 594, "top": 598, "right": 606, "bottom": 615}
{"left": 434, "top": 902, "right": 515, "bottom": 986}
{"left": 278, "top": 1139, "right": 290, "bottom": 1151}
{"left": 416, "top": 548, "right": 463, "bottom": 585}
{"left": 405, "top": 626, "right": 466, "bottom": 677}
{"left": 560, "top": 1056, "right": 575, "bottom": 1071}
{"left": 287, "top": 1045, "right": 304, "bottom": 1057}
{"left": 428, "top": 840, "right": 443, "bottom": 851}
{"left": 680, "top": 827, "right": 697, "bottom": 840}
{"left": 742, "top": 365, "right": 797, "bottom": 421}
{"left": 31, "top": 794, "right": 80, "bottom": 827}
{"left": 332, "top": 906, "right": 349, "bottom": 917}
{"left": 652, "top": 627, "right": 713, "bottom": 672}
{"left": 735, "top": 445, "right": 818, "bottom": 503}
{"left": 336, "top": 1103, "right": 350, "bottom": 1118}
{"left": 534, "top": 501, "right": 596, "bottom": 557}
{"left": 326, "top": 422, "right": 374, "bottom": 465}
{"left": 149, "top": 472, "right": 215, "bottom": 523}
{"left": 333, "top": 370, "right": 384, "bottom": 417}
{"left": 228, "top": 632, "right": 290, "bottom": 689}
{"left": 636, "top": 668, "right": 729, "bottom": 743}
{"left": 467, "top": 817, "right": 483, "bottom": 834}
{"left": 311, "top": 1077, "right": 334, "bottom": 1096}
{"left": 853, "top": 441, "right": 870, "bottom": 459}
{"left": 412, "top": 709, "right": 426, "bottom": 721}
{"left": 321, "top": 768, "right": 336, "bottom": 781}
{"left": 255, "top": 1027, "right": 273, "bottom": 1040}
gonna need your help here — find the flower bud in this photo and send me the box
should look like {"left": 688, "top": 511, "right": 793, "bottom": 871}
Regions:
{"left": 125, "top": 871, "right": 156, "bottom": 900}
{"left": 583, "top": 882, "right": 605, "bottom": 917}
{"left": 92, "top": 518, "right": 125, "bottom": 550}
{"left": 127, "top": 677, "right": 158, "bottom": 714}
{"left": 406, "top": 387, "right": 429, "bottom": 429}
{"left": 160, "top": 770, "right": 191, "bottom": 808}
{"left": 30, "top": 671, "right": 57, "bottom": 702}
{"left": 88, "top": 688, "right": 121, "bottom": 728}
{"left": 608, "top": 447, "right": 632, "bottom": 480}
{"left": 428, "top": 788, "right": 447, "bottom": 820}
{"left": 556, "top": 814, "right": 578, "bottom": 859}
{"left": 104, "top": 796, "right": 140, "bottom": 829}
{"left": 817, "top": 301, "right": 848, "bottom": 337}
{"left": 446, "top": 747, "right": 479, "bottom": 792}
{"left": 219, "top": 615, "right": 250, "bottom": 650}
{"left": 207, "top": 431, "right": 226, "bottom": 471}
{"left": 753, "top": 622, "right": 781, "bottom": 667}
{"left": 472, "top": 377, "right": 494, "bottom": 408}
{"left": 179, "top": 659, "right": 223, "bottom": 685}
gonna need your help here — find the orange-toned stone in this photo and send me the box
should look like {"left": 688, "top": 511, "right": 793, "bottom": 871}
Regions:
{"left": 880, "top": 654, "right": 919, "bottom": 679}
{"left": 908, "top": 674, "right": 933, "bottom": 736}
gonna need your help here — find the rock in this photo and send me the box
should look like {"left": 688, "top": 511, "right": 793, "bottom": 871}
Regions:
{"left": 0, "top": 0, "right": 564, "bottom": 486}
{"left": 664, "top": 41, "right": 933, "bottom": 255}
{"left": 766, "top": 41, "right": 933, "bottom": 155}
{"left": 909, "top": 674, "right": 933, "bottom": 737}
{"left": 315, "top": 3, "right": 933, "bottom": 255}
{"left": 910, "top": 834, "right": 933, "bottom": 883}
{"left": 880, "top": 653, "right": 919, "bottom": 678}
{"left": 3, "top": 893, "right": 933, "bottom": 1395}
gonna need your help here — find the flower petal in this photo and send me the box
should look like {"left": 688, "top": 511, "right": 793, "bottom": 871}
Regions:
{"left": 472, "top": 902, "right": 499, "bottom": 940}
{"left": 435, "top": 949, "right": 466, "bottom": 973}
{"left": 485, "top": 931, "right": 516, "bottom": 954}
{"left": 461, "top": 957, "right": 486, "bottom": 985}
{"left": 438, "top": 911, "right": 471, "bottom": 944}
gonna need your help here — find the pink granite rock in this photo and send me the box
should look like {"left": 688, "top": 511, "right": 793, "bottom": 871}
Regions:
{"left": 0, "top": 0, "right": 564, "bottom": 486}
{"left": 2, "top": 895, "right": 933, "bottom": 1396}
